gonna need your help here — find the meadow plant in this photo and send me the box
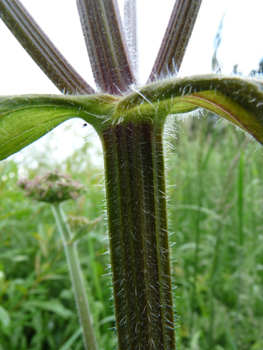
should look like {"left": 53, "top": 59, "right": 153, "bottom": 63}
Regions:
{"left": 18, "top": 170, "right": 98, "bottom": 350}
{"left": 1, "top": 1, "right": 263, "bottom": 349}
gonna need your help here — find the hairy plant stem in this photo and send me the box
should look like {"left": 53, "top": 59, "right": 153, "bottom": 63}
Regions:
{"left": 0, "top": 0, "right": 94, "bottom": 94}
{"left": 148, "top": 0, "right": 202, "bottom": 81}
{"left": 76, "top": 0, "right": 135, "bottom": 94}
{"left": 100, "top": 120, "right": 176, "bottom": 349}
{"left": 51, "top": 203, "right": 98, "bottom": 350}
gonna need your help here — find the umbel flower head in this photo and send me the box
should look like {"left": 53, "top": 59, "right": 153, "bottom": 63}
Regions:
{"left": 18, "top": 169, "right": 86, "bottom": 204}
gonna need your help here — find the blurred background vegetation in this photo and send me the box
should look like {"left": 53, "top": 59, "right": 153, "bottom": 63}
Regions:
{"left": 0, "top": 114, "right": 262, "bottom": 350}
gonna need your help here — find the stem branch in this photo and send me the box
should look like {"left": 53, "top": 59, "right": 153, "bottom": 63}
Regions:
{"left": 0, "top": 0, "right": 94, "bottom": 94}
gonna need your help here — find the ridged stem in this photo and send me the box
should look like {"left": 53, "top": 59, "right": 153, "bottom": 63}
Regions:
{"left": 0, "top": 0, "right": 94, "bottom": 94}
{"left": 76, "top": 0, "right": 135, "bottom": 94}
{"left": 100, "top": 120, "right": 175, "bottom": 349}
{"left": 51, "top": 203, "right": 98, "bottom": 350}
{"left": 124, "top": 0, "right": 138, "bottom": 76}
{"left": 148, "top": 0, "right": 202, "bottom": 81}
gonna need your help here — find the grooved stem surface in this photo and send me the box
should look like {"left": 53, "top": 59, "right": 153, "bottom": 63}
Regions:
{"left": 0, "top": 0, "right": 94, "bottom": 94}
{"left": 101, "top": 121, "right": 175, "bottom": 350}
{"left": 148, "top": 0, "right": 202, "bottom": 81}
{"left": 76, "top": 0, "right": 135, "bottom": 94}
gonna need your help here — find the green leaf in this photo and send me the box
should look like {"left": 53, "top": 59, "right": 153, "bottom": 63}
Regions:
{"left": 69, "top": 215, "right": 104, "bottom": 243}
{"left": 58, "top": 327, "right": 82, "bottom": 350}
{"left": 0, "top": 305, "right": 10, "bottom": 328}
{"left": 0, "top": 94, "right": 117, "bottom": 160}
{"left": 1, "top": 74, "right": 263, "bottom": 162}
{"left": 22, "top": 299, "right": 73, "bottom": 318}
{"left": 117, "top": 74, "right": 263, "bottom": 144}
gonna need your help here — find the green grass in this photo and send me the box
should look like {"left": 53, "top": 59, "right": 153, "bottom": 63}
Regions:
{"left": 168, "top": 115, "right": 263, "bottom": 350}
{"left": 0, "top": 115, "right": 262, "bottom": 349}
{"left": 0, "top": 154, "right": 116, "bottom": 350}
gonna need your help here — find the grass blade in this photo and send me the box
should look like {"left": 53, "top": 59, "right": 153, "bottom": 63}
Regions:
{"left": 58, "top": 328, "right": 82, "bottom": 350}
{"left": 0, "top": 94, "right": 117, "bottom": 160}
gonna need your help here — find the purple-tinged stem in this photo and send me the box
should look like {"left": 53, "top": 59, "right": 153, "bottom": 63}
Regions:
{"left": 100, "top": 120, "right": 176, "bottom": 349}
{"left": 148, "top": 0, "right": 202, "bottom": 82}
{"left": 76, "top": 0, "right": 136, "bottom": 95}
{"left": 0, "top": 0, "right": 94, "bottom": 95}
{"left": 124, "top": 0, "right": 138, "bottom": 76}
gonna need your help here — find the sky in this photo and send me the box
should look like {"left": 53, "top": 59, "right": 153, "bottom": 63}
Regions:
{"left": 1, "top": 0, "right": 263, "bottom": 95}
{"left": 0, "top": 0, "right": 263, "bottom": 170}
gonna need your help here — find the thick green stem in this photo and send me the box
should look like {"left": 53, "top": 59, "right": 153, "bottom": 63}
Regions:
{"left": 100, "top": 120, "right": 176, "bottom": 349}
{"left": 51, "top": 203, "right": 98, "bottom": 350}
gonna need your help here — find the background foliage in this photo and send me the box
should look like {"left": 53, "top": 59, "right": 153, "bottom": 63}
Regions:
{"left": 0, "top": 116, "right": 262, "bottom": 350}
